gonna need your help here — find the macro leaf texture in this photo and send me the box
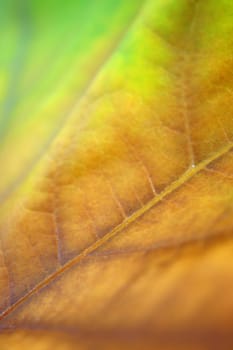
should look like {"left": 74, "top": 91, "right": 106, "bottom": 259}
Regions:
{"left": 1, "top": 0, "right": 233, "bottom": 349}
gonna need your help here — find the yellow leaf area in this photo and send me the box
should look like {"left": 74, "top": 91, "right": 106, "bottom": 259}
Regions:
{"left": 1, "top": 0, "right": 233, "bottom": 349}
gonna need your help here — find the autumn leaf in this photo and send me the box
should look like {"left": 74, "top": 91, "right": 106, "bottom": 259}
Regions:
{"left": 1, "top": 0, "right": 233, "bottom": 349}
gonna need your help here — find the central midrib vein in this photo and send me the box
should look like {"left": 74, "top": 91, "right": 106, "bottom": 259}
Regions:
{"left": 0, "top": 141, "right": 232, "bottom": 322}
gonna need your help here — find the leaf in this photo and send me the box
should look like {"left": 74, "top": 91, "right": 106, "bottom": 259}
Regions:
{"left": 1, "top": 0, "right": 233, "bottom": 349}
{"left": 0, "top": 0, "right": 141, "bottom": 207}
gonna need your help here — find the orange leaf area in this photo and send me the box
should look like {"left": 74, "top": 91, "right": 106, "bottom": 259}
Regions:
{"left": 1, "top": 1, "right": 233, "bottom": 349}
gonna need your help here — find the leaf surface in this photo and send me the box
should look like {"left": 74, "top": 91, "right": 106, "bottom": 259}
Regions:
{"left": 1, "top": 1, "right": 233, "bottom": 349}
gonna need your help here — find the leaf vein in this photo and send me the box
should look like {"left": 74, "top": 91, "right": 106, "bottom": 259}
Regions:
{"left": 0, "top": 141, "right": 232, "bottom": 321}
